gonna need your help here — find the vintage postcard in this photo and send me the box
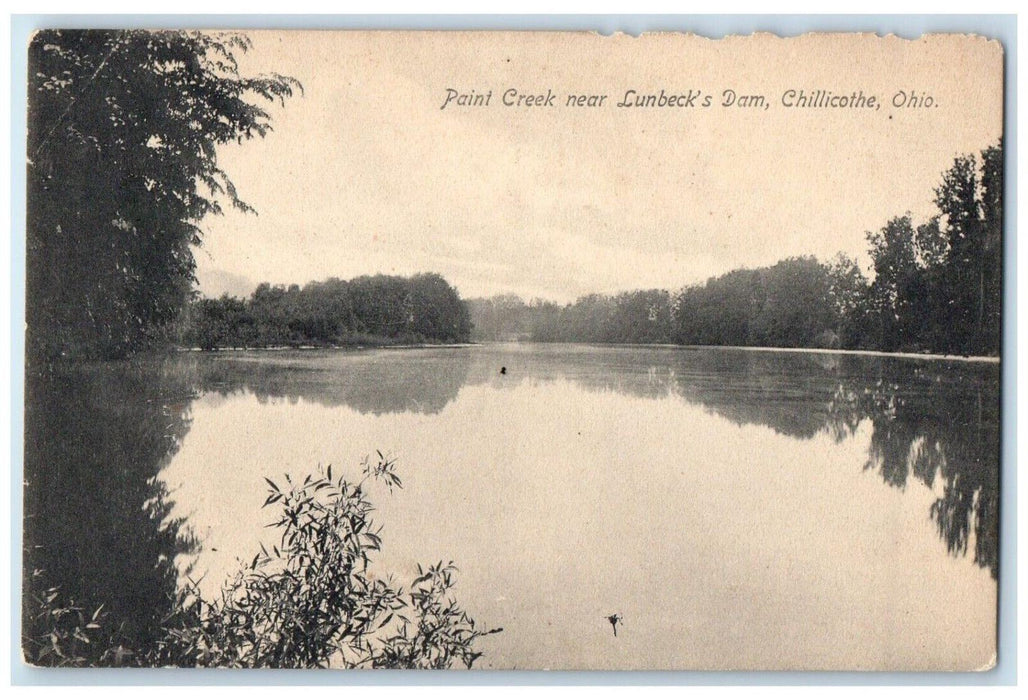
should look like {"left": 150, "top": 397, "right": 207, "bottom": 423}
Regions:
{"left": 23, "top": 29, "right": 1003, "bottom": 672}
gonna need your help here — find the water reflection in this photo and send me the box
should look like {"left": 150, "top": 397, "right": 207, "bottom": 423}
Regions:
{"left": 852, "top": 364, "right": 999, "bottom": 579}
{"left": 666, "top": 349, "right": 998, "bottom": 580}
{"left": 482, "top": 347, "right": 1000, "bottom": 580}
{"left": 172, "top": 345, "right": 999, "bottom": 580}
{"left": 23, "top": 359, "right": 200, "bottom": 659}
{"left": 23, "top": 344, "right": 1000, "bottom": 664}
{"left": 190, "top": 349, "right": 472, "bottom": 415}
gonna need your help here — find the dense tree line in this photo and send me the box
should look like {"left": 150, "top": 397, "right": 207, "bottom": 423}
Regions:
{"left": 179, "top": 273, "right": 472, "bottom": 349}
{"left": 469, "top": 257, "right": 850, "bottom": 348}
{"left": 526, "top": 290, "right": 674, "bottom": 345}
{"left": 468, "top": 141, "right": 1002, "bottom": 356}
{"left": 862, "top": 142, "right": 1002, "bottom": 354}
{"left": 27, "top": 30, "right": 299, "bottom": 362}
{"left": 464, "top": 295, "right": 534, "bottom": 342}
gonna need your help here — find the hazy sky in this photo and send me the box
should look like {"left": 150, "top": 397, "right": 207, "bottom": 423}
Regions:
{"left": 194, "top": 32, "right": 1003, "bottom": 303}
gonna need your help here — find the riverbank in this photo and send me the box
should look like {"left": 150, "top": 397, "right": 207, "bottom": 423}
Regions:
{"left": 176, "top": 341, "right": 477, "bottom": 352}
{"left": 680, "top": 343, "right": 1001, "bottom": 364}
{"left": 181, "top": 340, "right": 1000, "bottom": 363}
{"left": 470, "top": 340, "right": 1002, "bottom": 364}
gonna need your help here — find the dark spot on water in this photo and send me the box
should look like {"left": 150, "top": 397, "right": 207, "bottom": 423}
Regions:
{"left": 607, "top": 613, "right": 623, "bottom": 637}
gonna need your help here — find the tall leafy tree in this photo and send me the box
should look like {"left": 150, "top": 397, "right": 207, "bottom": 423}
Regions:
{"left": 865, "top": 215, "right": 923, "bottom": 351}
{"left": 825, "top": 253, "right": 871, "bottom": 347}
{"left": 27, "top": 30, "right": 299, "bottom": 361}
{"left": 934, "top": 144, "right": 1003, "bottom": 354}
{"left": 979, "top": 141, "right": 1004, "bottom": 353}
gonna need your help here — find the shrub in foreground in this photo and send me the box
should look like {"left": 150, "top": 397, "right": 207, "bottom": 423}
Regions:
{"left": 24, "top": 455, "right": 500, "bottom": 669}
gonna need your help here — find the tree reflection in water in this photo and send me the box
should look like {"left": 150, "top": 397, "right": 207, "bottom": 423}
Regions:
{"left": 848, "top": 361, "right": 999, "bottom": 579}
{"left": 22, "top": 345, "right": 999, "bottom": 663}
{"left": 190, "top": 348, "right": 473, "bottom": 415}
{"left": 183, "top": 345, "right": 1000, "bottom": 580}
{"left": 23, "top": 358, "right": 201, "bottom": 660}
{"left": 459, "top": 346, "right": 1001, "bottom": 580}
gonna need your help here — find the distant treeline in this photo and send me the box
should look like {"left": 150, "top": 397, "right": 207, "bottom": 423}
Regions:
{"left": 179, "top": 273, "right": 471, "bottom": 349}
{"left": 182, "top": 143, "right": 1000, "bottom": 356}
{"left": 469, "top": 141, "right": 1002, "bottom": 356}
{"left": 467, "top": 258, "right": 854, "bottom": 349}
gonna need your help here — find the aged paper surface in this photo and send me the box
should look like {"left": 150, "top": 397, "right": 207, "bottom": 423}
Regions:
{"left": 24, "top": 31, "right": 1002, "bottom": 672}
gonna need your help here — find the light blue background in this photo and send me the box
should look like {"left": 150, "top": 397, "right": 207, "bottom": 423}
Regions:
{"left": 9, "top": 13, "right": 1018, "bottom": 686}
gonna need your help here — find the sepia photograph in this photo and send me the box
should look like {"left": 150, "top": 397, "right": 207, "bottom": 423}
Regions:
{"left": 21, "top": 28, "right": 1004, "bottom": 672}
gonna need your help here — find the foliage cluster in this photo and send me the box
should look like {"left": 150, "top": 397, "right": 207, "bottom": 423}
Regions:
{"left": 470, "top": 256, "right": 857, "bottom": 350}
{"left": 24, "top": 456, "right": 499, "bottom": 668}
{"left": 178, "top": 272, "right": 472, "bottom": 349}
{"left": 861, "top": 142, "right": 1002, "bottom": 354}
{"left": 27, "top": 30, "right": 299, "bottom": 361}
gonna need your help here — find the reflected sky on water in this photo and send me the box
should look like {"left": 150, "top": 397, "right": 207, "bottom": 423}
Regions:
{"left": 25, "top": 344, "right": 999, "bottom": 670}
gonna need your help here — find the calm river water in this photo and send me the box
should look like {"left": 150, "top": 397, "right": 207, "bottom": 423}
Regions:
{"left": 24, "top": 344, "right": 999, "bottom": 670}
